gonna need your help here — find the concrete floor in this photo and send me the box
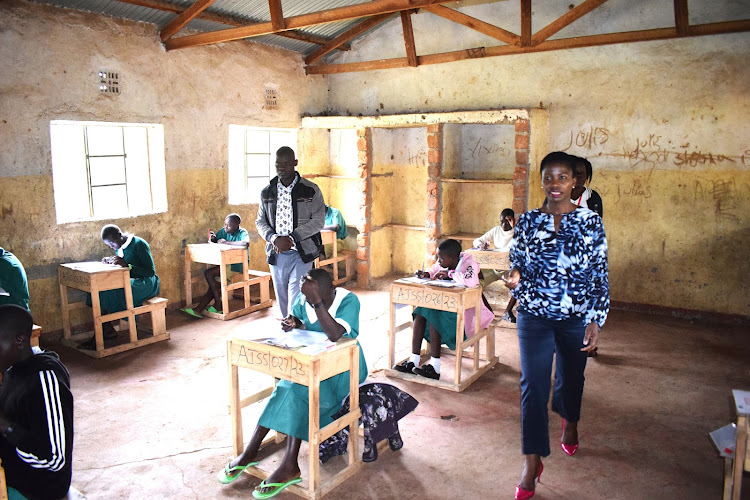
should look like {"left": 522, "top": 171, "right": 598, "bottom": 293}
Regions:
{"left": 42, "top": 281, "right": 750, "bottom": 500}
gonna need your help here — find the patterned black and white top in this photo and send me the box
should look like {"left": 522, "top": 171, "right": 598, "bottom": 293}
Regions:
{"left": 509, "top": 207, "right": 609, "bottom": 327}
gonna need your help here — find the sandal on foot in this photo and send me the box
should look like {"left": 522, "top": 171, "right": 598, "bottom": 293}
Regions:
{"left": 207, "top": 305, "right": 223, "bottom": 314}
{"left": 252, "top": 477, "right": 302, "bottom": 499}
{"left": 180, "top": 307, "right": 203, "bottom": 319}
{"left": 217, "top": 461, "right": 258, "bottom": 484}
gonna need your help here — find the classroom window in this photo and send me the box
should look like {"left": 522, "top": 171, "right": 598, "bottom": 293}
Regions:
{"left": 49, "top": 120, "right": 167, "bottom": 224}
{"left": 228, "top": 125, "right": 297, "bottom": 204}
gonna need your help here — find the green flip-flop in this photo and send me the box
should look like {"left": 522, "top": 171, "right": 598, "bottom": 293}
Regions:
{"left": 180, "top": 307, "right": 203, "bottom": 319}
{"left": 252, "top": 477, "right": 303, "bottom": 499}
{"left": 206, "top": 305, "right": 223, "bottom": 314}
{"left": 217, "top": 461, "right": 258, "bottom": 484}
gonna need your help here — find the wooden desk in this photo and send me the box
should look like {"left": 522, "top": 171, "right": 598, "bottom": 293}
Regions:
{"left": 315, "top": 230, "right": 354, "bottom": 285}
{"left": 184, "top": 243, "right": 272, "bottom": 320}
{"left": 59, "top": 262, "right": 169, "bottom": 358}
{"left": 227, "top": 333, "right": 362, "bottom": 499}
{"left": 726, "top": 389, "right": 750, "bottom": 500}
{"left": 443, "top": 232, "right": 481, "bottom": 247}
{"left": 464, "top": 249, "right": 510, "bottom": 270}
{"left": 385, "top": 279, "right": 498, "bottom": 392}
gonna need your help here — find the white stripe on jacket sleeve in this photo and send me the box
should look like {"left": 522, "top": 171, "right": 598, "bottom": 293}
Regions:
{"left": 15, "top": 370, "right": 67, "bottom": 472}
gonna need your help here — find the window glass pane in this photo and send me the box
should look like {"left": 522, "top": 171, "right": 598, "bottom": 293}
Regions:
{"left": 50, "top": 122, "right": 91, "bottom": 223}
{"left": 86, "top": 126, "right": 124, "bottom": 156}
{"left": 246, "top": 177, "right": 268, "bottom": 204}
{"left": 246, "top": 154, "right": 270, "bottom": 177}
{"left": 245, "top": 130, "right": 270, "bottom": 154}
{"left": 269, "top": 131, "right": 296, "bottom": 158}
{"left": 91, "top": 185, "right": 128, "bottom": 218}
{"left": 89, "top": 156, "right": 126, "bottom": 186}
{"left": 123, "top": 127, "right": 152, "bottom": 215}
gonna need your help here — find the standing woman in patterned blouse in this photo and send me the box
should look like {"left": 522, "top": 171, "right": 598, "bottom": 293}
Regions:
{"left": 504, "top": 151, "right": 609, "bottom": 500}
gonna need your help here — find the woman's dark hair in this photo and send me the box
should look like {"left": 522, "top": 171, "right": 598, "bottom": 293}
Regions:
{"left": 437, "top": 239, "right": 462, "bottom": 259}
{"left": 540, "top": 152, "right": 575, "bottom": 177}
{"left": 572, "top": 155, "right": 593, "bottom": 182}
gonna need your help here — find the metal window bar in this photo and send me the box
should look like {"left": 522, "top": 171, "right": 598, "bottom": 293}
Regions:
{"left": 84, "top": 125, "right": 131, "bottom": 218}
{"left": 244, "top": 129, "right": 272, "bottom": 193}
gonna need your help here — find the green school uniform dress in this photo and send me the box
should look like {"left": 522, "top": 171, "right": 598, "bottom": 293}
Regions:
{"left": 325, "top": 206, "right": 348, "bottom": 240}
{"left": 0, "top": 247, "right": 30, "bottom": 311}
{"left": 257, "top": 288, "right": 368, "bottom": 441}
{"left": 214, "top": 227, "right": 249, "bottom": 273}
{"left": 91, "top": 235, "right": 160, "bottom": 313}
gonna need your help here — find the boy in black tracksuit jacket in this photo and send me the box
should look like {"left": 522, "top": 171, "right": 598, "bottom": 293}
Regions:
{"left": 0, "top": 305, "right": 73, "bottom": 500}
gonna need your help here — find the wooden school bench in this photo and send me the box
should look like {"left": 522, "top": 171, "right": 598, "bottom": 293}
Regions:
{"left": 226, "top": 331, "right": 362, "bottom": 499}
{"left": 58, "top": 262, "right": 169, "bottom": 358}
{"left": 184, "top": 243, "right": 272, "bottom": 320}
{"left": 385, "top": 277, "right": 498, "bottom": 392}
{"left": 314, "top": 230, "right": 355, "bottom": 286}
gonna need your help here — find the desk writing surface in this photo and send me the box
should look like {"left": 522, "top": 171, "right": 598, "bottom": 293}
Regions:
{"left": 186, "top": 243, "right": 247, "bottom": 266}
{"left": 59, "top": 262, "right": 129, "bottom": 292}
{"left": 320, "top": 230, "right": 336, "bottom": 245}
{"left": 228, "top": 333, "right": 357, "bottom": 385}
{"left": 391, "top": 279, "right": 480, "bottom": 313}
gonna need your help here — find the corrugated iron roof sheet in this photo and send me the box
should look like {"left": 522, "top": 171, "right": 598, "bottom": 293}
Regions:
{"left": 28, "top": 0, "right": 386, "bottom": 59}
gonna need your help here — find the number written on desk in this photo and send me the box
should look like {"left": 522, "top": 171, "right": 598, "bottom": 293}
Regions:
{"left": 235, "top": 345, "right": 307, "bottom": 377}
{"left": 393, "top": 286, "right": 458, "bottom": 311}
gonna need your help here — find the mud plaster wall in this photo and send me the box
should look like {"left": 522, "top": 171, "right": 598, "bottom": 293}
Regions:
{"left": 324, "top": 2, "right": 750, "bottom": 317}
{"left": 0, "top": 0, "right": 327, "bottom": 332}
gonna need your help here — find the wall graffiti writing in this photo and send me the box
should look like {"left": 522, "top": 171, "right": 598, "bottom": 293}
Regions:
{"left": 561, "top": 126, "right": 611, "bottom": 151}
{"left": 467, "top": 138, "right": 507, "bottom": 158}
{"left": 692, "top": 177, "right": 750, "bottom": 222}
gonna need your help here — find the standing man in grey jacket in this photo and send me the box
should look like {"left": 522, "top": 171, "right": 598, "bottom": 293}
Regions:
{"left": 256, "top": 147, "right": 325, "bottom": 318}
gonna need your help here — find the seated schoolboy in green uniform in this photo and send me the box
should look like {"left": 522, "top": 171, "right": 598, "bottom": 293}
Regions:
{"left": 0, "top": 247, "right": 30, "bottom": 311}
{"left": 181, "top": 213, "right": 249, "bottom": 318}
{"left": 323, "top": 205, "right": 348, "bottom": 255}
{"left": 217, "top": 268, "right": 368, "bottom": 499}
{"left": 79, "top": 225, "right": 159, "bottom": 349}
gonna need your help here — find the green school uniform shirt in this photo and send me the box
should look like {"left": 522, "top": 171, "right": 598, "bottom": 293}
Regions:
{"left": 325, "top": 206, "right": 348, "bottom": 241}
{"left": 215, "top": 227, "right": 250, "bottom": 273}
{"left": 0, "top": 248, "right": 30, "bottom": 311}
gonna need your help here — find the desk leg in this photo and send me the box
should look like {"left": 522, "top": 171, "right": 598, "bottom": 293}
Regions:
{"left": 228, "top": 341, "right": 243, "bottom": 457}
{"left": 332, "top": 240, "right": 339, "bottom": 282}
{"left": 184, "top": 251, "right": 193, "bottom": 308}
{"left": 219, "top": 256, "right": 229, "bottom": 316}
{"left": 454, "top": 297, "right": 465, "bottom": 388}
{"left": 59, "top": 283, "right": 71, "bottom": 341}
{"left": 348, "top": 345, "right": 360, "bottom": 466}
{"left": 388, "top": 297, "right": 396, "bottom": 369}
{"left": 90, "top": 286, "right": 104, "bottom": 352}
{"left": 309, "top": 359, "right": 322, "bottom": 495}
{"left": 474, "top": 290, "right": 481, "bottom": 371}
{"left": 242, "top": 260, "right": 251, "bottom": 310}
{"left": 732, "top": 414, "right": 748, "bottom": 500}
{"left": 123, "top": 275, "right": 137, "bottom": 343}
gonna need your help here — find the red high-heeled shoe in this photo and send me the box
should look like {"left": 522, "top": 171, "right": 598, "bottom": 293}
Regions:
{"left": 514, "top": 461, "right": 543, "bottom": 500}
{"left": 561, "top": 419, "right": 579, "bottom": 456}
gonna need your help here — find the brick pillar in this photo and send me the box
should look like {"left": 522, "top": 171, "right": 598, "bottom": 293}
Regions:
{"left": 513, "top": 119, "right": 530, "bottom": 215}
{"left": 425, "top": 123, "right": 443, "bottom": 266}
{"left": 356, "top": 127, "right": 372, "bottom": 288}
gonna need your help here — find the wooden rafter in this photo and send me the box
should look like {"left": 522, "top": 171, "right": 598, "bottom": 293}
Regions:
{"left": 674, "top": 0, "right": 689, "bottom": 36}
{"left": 111, "top": 0, "right": 351, "bottom": 50}
{"left": 520, "top": 0, "right": 531, "bottom": 46}
{"left": 165, "top": 0, "right": 449, "bottom": 50}
{"left": 531, "top": 0, "right": 609, "bottom": 45}
{"left": 422, "top": 5, "right": 520, "bottom": 46}
{"left": 305, "top": 19, "right": 750, "bottom": 75}
{"left": 160, "top": 0, "right": 216, "bottom": 41}
{"left": 305, "top": 14, "right": 392, "bottom": 65}
{"left": 269, "top": 0, "right": 285, "bottom": 31}
{"left": 401, "top": 11, "right": 418, "bottom": 67}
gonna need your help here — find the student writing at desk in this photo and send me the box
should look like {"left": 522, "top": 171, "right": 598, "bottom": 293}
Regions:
{"left": 0, "top": 247, "right": 30, "bottom": 311}
{"left": 181, "top": 213, "right": 249, "bottom": 318}
{"left": 473, "top": 207, "right": 518, "bottom": 323}
{"left": 0, "top": 305, "right": 74, "bottom": 500}
{"left": 217, "top": 269, "right": 368, "bottom": 499}
{"left": 79, "top": 225, "right": 159, "bottom": 350}
{"left": 393, "top": 239, "right": 493, "bottom": 380}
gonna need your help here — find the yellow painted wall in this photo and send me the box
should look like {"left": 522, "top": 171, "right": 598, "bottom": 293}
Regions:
{"left": 369, "top": 227, "right": 392, "bottom": 278}
{"left": 0, "top": 0, "right": 327, "bottom": 332}
{"left": 324, "top": 3, "right": 750, "bottom": 316}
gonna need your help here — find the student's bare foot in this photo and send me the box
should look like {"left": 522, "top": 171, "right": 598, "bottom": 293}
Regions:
{"left": 257, "top": 463, "right": 301, "bottom": 494}
{"left": 230, "top": 450, "right": 259, "bottom": 469}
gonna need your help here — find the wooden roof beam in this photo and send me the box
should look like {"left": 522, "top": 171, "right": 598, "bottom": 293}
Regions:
{"left": 422, "top": 4, "right": 520, "bottom": 46}
{"left": 165, "top": 0, "right": 450, "bottom": 50}
{"left": 112, "top": 0, "right": 351, "bottom": 50}
{"left": 674, "top": 0, "right": 689, "bottom": 36}
{"left": 520, "top": 0, "right": 531, "bottom": 46}
{"left": 306, "top": 18, "right": 750, "bottom": 74}
{"left": 160, "top": 0, "right": 216, "bottom": 41}
{"left": 531, "top": 0, "right": 609, "bottom": 45}
{"left": 401, "top": 11, "right": 419, "bottom": 66}
{"left": 305, "top": 14, "right": 392, "bottom": 65}
{"left": 269, "top": 0, "right": 285, "bottom": 31}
